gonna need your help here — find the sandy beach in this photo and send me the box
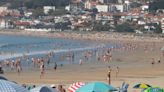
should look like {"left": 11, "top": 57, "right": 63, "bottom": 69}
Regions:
{"left": 0, "top": 30, "right": 164, "bottom": 91}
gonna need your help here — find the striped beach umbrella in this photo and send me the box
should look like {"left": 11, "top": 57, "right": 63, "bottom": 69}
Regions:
{"left": 133, "top": 83, "right": 151, "bottom": 89}
{"left": 0, "top": 80, "right": 29, "bottom": 92}
{"left": 68, "top": 82, "right": 85, "bottom": 92}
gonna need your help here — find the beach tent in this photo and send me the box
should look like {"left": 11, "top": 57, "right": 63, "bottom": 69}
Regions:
{"left": 75, "top": 81, "right": 117, "bottom": 92}
{"left": 0, "top": 76, "right": 8, "bottom": 80}
{"left": 133, "top": 83, "right": 151, "bottom": 89}
{"left": 68, "top": 82, "right": 85, "bottom": 92}
{"left": 0, "top": 80, "right": 29, "bottom": 92}
{"left": 143, "top": 87, "right": 164, "bottom": 92}
{"left": 30, "top": 85, "right": 57, "bottom": 92}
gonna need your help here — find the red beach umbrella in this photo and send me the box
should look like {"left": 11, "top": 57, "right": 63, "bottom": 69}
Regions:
{"left": 68, "top": 82, "right": 85, "bottom": 92}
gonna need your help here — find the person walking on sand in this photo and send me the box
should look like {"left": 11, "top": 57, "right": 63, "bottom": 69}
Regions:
{"left": 116, "top": 66, "right": 119, "bottom": 78}
{"left": 15, "top": 58, "right": 22, "bottom": 75}
{"left": 40, "top": 62, "right": 45, "bottom": 78}
{"left": 107, "top": 66, "right": 112, "bottom": 85}
{"left": 158, "top": 58, "right": 161, "bottom": 64}
{"left": 107, "top": 70, "right": 111, "bottom": 85}
{"left": 151, "top": 58, "right": 155, "bottom": 67}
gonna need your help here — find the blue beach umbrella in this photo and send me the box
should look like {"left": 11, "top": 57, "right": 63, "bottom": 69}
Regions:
{"left": 0, "top": 80, "right": 29, "bottom": 92}
{"left": 75, "top": 82, "right": 117, "bottom": 92}
{"left": 0, "top": 76, "right": 8, "bottom": 80}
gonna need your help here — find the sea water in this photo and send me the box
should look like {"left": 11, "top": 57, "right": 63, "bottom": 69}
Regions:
{"left": 0, "top": 34, "right": 121, "bottom": 69}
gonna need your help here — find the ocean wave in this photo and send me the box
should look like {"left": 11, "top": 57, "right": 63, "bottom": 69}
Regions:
{"left": 0, "top": 41, "right": 53, "bottom": 49}
{"left": 0, "top": 45, "right": 106, "bottom": 61}
{"left": 0, "top": 43, "right": 9, "bottom": 48}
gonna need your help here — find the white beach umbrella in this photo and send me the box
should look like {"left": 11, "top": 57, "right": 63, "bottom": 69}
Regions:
{"left": 0, "top": 80, "right": 29, "bottom": 92}
{"left": 30, "top": 85, "right": 57, "bottom": 92}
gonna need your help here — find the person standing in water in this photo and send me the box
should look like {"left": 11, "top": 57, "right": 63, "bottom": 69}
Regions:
{"left": 54, "top": 62, "right": 57, "bottom": 70}
{"left": 15, "top": 58, "right": 22, "bottom": 75}
{"left": 40, "top": 62, "right": 45, "bottom": 78}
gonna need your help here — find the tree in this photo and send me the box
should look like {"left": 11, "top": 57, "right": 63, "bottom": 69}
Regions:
{"left": 93, "top": 21, "right": 111, "bottom": 31}
{"left": 32, "top": 8, "right": 45, "bottom": 18}
{"left": 115, "top": 23, "right": 135, "bottom": 33}
{"left": 149, "top": 0, "right": 164, "bottom": 12}
{"left": 48, "top": 7, "right": 68, "bottom": 16}
{"left": 147, "top": 23, "right": 162, "bottom": 33}
{"left": 130, "top": 2, "right": 142, "bottom": 8}
{"left": 0, "top": 0, "right": 70, "bottom": 9}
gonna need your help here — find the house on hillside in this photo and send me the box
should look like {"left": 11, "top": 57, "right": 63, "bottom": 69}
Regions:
{"left": 161, "top": 17, "right": 164, "bottom": 33}
{"left": 14, "top": 21, "right": 31, "bottom": 29}
{"left": 0, "top": 19, "right": 8, "bottom": 29}
{"left": 0, "top": 7, "right": 8, "bottom": 14}
{"left": 43, "top": 6, "right": 55, "bottom": 15}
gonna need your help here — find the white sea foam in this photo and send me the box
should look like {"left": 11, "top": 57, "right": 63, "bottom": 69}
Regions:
{"left": 0, "top": 45, "right": 105, "bottom": 61}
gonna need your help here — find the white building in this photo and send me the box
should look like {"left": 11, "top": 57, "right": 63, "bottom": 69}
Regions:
{"left": 96, "top": 5, "right": 108, "bottom": 12}
{"left": 85, "top": 0, "right": 92, "bottom": 9}
{"left": 43, "top": 6, "right": 55, "bottom": 14}
{"left": 138, "top": 20, "right": 146, "bottom": 25}
{"left": 24, "top": 12, "right": 33, "bottom": 17}
{"left": 124, "top": 0, "right": 130, "bottom": 11}
{"left": 141, "top": 5, "right": 149, "bottom": 11}
{"left": 0, "top": 19, "right": 8, "bottom": 29}
{"left": 108, "top": 4, "right": 124, "bottom": 12}
{"left": 0, "top": 7, "right": 8, "bottom": 13}
{"left": 161, "top": 18, "right": 164, "bottom": 33}
{"left": 99, "top": 0, "right": 104, "bottom": 3}
{"left": 115, "top": 4, "right": 124, "bottom": 12}
{"left": 118, "top": 0, "right": 124, "bottom": 4}
{"left": 65, "top": 5, "right": 71, "bottom": 11}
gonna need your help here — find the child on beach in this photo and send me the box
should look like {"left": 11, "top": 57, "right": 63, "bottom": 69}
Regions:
{"left": 116, "top": 66, "right": 119, "bottom": 78}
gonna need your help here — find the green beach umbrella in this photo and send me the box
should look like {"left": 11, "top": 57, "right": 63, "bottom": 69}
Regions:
{"left": 144, "top": 87, "right": 164, "bottom": 92}
{"left": 133, "top": 83, "right": 151, "bottom": 89}
{"left": 75, "top": 82, "right": 117, "bottom": 92}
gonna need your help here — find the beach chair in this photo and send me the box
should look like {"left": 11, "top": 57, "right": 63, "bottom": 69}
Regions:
{"left": 118, "top": 82, "right": 129, "bottom": 92}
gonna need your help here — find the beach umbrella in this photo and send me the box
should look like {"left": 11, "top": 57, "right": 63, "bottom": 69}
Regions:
{"left": 143, "top": 87, "right": 164, "bottom": 92}
{"left": 75, "top": 81, "right": 117, "bottom": 92}
{"left": 0, "top": 80, "right": 29, "bottom": 92}
{"left": 68, "top": 82, "right": 85, "bottom": 92}
{"left": 0, "top": 76, "right": 8, "bottom": 80}
{"left": 133, "top": 83, "right": 151, "bottom": 89}
{"left": 30, "top": 85, "right": 57, "bottom": 92}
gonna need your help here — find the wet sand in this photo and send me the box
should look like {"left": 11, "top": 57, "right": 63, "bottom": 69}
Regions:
{"left": 0, "top": 30, "right": 164, "bottom": 91}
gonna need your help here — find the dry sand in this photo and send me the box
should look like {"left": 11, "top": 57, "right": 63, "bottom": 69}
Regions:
{"left": 0, "top": 30, "right": 164, "bottom": 92}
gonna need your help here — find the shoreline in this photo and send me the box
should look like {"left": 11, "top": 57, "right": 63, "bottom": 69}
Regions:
{"left": 0, "top": 29, "right": 164, "bottom": 43}
{"left": 1, "top": 29, "right": 164, "bottom": 92}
